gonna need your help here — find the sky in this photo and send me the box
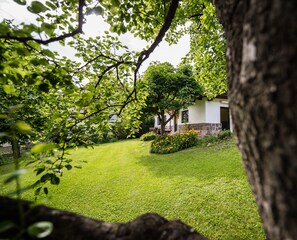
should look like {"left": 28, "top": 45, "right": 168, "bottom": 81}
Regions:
{"left": 0, "top": 0, "right": 190, "bottom": 73}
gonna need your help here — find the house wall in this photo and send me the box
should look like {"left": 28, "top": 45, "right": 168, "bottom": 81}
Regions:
{"left": 204, "top": 98, "right": 233, "bottom": 132}
{"left": 154, "top": 113, "right": 174, "bottom": 131}
{"left": 177, "top": 97, "right": 233, "bottom": 136}
{"left": 178, "top": 100, "right": 206, "bottom": 125}
{"left": 205, "top": 99, "right": 222, "bottom": 123}
{"left": 153, "top": 97, "right": 233, "bottom": 135}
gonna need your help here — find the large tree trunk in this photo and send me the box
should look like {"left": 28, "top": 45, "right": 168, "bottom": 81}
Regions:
{"left": 214, "top": 0, "right": 297, "bottom": 239}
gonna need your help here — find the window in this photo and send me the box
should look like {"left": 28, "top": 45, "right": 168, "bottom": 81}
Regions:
{"left": 181, "top": 110, "right": 189, "bottom": 123}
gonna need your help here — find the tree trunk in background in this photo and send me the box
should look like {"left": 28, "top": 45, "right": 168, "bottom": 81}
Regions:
{"left": 214, "top": 0, "right": 297, "bottom": 239}
{"left": 11, "top": 136, "right": 20, "bottom": 159}
{"left": 160, "top": 111, "right": 166, "bottom": 135}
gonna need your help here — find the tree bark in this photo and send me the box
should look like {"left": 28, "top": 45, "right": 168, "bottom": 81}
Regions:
{"left": 0, "top": 196, "right": 207, "bottom": 240}
{"left": 11, "top": 136, "right": 20, "bottom": 159}
{"left": 214, "top": 0, "right": 297, "bottom": 239}
{"left": 160, "top": 111, "right": 166, "bottom": 135}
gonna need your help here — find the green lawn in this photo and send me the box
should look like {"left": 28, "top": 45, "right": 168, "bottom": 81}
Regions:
{"left": 0, "top": 139, "right": 265, "bottom": 239}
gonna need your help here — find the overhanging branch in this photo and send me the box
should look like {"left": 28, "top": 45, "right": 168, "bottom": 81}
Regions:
{"left": 134, "top": 0, "right": 180, "bottom": 74}
{"left": 0, "top": 0, "right": 85, "bottom": 45}
{"left": 132, "top": 0, "right": 180, "bottom": 102}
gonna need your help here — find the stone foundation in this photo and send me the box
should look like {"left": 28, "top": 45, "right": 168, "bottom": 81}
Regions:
{"left": 178, "top": 123, "right": 222, "bottom": 138}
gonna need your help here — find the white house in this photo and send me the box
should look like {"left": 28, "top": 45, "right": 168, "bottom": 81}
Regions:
{"left": 154, "top": 94, "right": 233, "bottom": 137}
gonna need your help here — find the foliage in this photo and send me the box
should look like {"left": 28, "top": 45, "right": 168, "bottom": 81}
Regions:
{"left": 218, "top": 129, "right": 232, "bottom": 140}
{"left": 140, "top": 132, "right": 156, "bottom": 141}
{"left": 199, "top": 134, "right": 219, "bottom": 145}
{"left": 142, "top": 62, "right": 202, "bottom": 135}
{"left": 187, "top": 2, "right": 227, "bottom": 99}
{"left": 151, "top": 130, "right": 198, "bottom": 154}
{"left": 0, "top": 153, "right": 13, "bottom": 166}
{"left": 0, "top": 139, "right": 265, "bottom": 240}
{"left": 198, "top": 130, "right": 232, "bottom": 146}
{"left": 135, "top": 116, "right": 155, "bottom": 138}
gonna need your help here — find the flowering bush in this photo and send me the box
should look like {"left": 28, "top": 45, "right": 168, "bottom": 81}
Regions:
{"left": 140, "top": 132, "right": 157, "bottom": 141}
{"left": 151, "top": 130, "right": 198, "bottom": 154}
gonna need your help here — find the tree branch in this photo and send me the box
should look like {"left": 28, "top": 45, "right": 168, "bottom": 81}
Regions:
{"left": 131, "top": 0, "right": 180, "bottom": 102}
{"left": 0, "top": 0, "right": 86, "bottom": 45}
{"left": 190, "top": 13, "right": 203, "bottom": 19}
{"left": 164, "top": 112, "right": 176, "bottom": 125}
{"left": 134, "top": 0, "right": 180, "bottom": 74}
{"left": 94, "top": 61, "right": 128, "bottom": 89}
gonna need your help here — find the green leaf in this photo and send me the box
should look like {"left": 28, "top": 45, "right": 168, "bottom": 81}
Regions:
{"left": 3, "top": 85, "right": 15, "bottom": 94}
{"left": 27, "top": 1, "right": 49, "bottom": 14}
{"left": 27, "top": 221, "right": 53, "bottom": 238}
{"left": 42, "top": 23, "right": 56, "bottom": 35}
{"left": 31, "top": 143, "right": 56, "bottom": 154}
{"left": 27, "top": 41, "right": 41, "bottom": 51}
{"left": 45, "top": 1, "right": 56, "bottom": 10}
{"left": 13, "top": 0, "right": 26, "bottom": 5}
{"left": 14, "top": 121, "right": 32, "bottom": 134}
{"left": 111, "top": 0, "right": 120, "bottom": 7}
{"left": 0, "top": 221, "right": 15, "bottom": 233}
{"left": 41, "top": 49, "right": 55, "bottom": 59}
{"left": 0, "top": 23, "right": 10, "bottom": 33}
{"left": 4, "top": 169, "right": 27, "bottom": 184}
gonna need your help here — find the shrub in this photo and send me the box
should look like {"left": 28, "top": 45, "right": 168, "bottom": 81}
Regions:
{"left": 0, "top": 153, "right": 13, "bottom": 166}
{"left": 218, "top": 129, "right": 232, "bottom": 140}
{"left": 135, "top": 117, "right": 155, "bottom": 138}
{"left": 198, "top": 135, "right": 219, "bottom": 145}
{"left": 140, "top": 132, "right": 157, "bottom": 141}
{"left": 150, "top": 134, "right": 179, "bottom": 154}
{"left": 150, "top": 130, "right": 198, "bottom": 154}
{"left": 198, "top": 130, "right": 233, "bottom": 146}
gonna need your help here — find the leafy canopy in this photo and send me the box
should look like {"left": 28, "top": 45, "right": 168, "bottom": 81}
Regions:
{"left": 142, "top": 62, "right": 202, "bottom": 134}
{"left": 187, "top": 1, "right": 227, "bottom": 99}
{"left": 144, "top": 62, "right": 202, "bottom": 113}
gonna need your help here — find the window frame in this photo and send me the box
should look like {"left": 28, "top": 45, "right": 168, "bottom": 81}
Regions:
{"left": 181, "top": 110, "right": 189, "bottom": 123}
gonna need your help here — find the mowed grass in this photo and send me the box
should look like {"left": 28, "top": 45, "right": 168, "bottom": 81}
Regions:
{"left": 0, "top": 139, "right": 265, "bottom": 240}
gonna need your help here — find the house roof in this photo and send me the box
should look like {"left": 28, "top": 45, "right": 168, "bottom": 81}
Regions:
{"left": 197, "top": 92, "right": 228, "bottom": 101}
{"left": 215, "top": 93, "right": 228, "bottom": 99}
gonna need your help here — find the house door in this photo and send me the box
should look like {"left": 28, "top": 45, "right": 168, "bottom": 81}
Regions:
{"left": 220, "top": 107, "right": 230, "bottom": 130}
